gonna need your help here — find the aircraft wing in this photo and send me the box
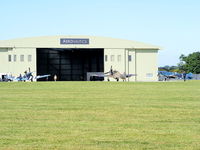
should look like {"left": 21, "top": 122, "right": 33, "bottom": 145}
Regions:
{"left": 36, "top": 74, "right": 51, "bottom": 79}
{"left": 5, "top": 76, "right": 15, "bottom": 81}
{"left": 126, "top": 74, "right": 137, "bottom": 78}
{"left": 92, "top": 74, "right": 110, "bottom": 77}
{"left": 16, "top": 77, "right": 27, "bottom": 81}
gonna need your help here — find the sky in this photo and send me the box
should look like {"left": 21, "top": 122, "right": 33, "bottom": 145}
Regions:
{"left": 0, "top": 0, "right": 200, "bottom": 66}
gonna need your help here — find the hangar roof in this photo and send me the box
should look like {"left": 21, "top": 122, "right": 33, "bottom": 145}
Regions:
{"left": 0, "top": 35, "right": 160, "bottom": 49}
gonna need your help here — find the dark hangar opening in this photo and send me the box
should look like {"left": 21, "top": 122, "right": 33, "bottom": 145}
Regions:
{"left": 36, "top": 48, "right": 104, "bottom": 81}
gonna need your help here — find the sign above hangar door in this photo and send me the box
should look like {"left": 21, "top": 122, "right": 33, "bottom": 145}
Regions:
{"left": 60, "top": 38, "right": 89, "bottom": 44}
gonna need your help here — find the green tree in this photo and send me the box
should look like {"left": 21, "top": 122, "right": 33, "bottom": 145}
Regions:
{"left": 178, "top": 52, "right": 200, "bottom": 73}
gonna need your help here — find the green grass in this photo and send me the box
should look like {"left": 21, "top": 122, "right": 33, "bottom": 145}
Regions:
{"left": 0, "top": 81, "right": 200, "bottom": 150}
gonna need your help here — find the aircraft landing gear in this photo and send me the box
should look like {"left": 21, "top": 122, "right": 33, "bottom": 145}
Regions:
{"left": 107, "top": 78, "right": 110, "bottom": 81}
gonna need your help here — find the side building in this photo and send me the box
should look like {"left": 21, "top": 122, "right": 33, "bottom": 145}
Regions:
{"left": 0, "top": 35, "right": 160, "bottom": 81}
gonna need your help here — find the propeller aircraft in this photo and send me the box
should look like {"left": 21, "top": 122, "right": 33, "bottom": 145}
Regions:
{"left": 93, "top": 66, "right": 136, "bottom": 81}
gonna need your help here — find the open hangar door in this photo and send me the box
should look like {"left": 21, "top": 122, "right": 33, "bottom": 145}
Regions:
{"left": 36, "top": 48, "right": 104, "bottom": 81}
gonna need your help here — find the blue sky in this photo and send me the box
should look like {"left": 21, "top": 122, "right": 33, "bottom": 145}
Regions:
{"left": 0, "top": 0, "right": 199, "bottom": 66}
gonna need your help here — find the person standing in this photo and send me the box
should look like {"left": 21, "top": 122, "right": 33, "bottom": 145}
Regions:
{"left": 183, "top": 71, "right": 187, "bottom": 82}
{"left": 54, "top": 74, "right": 57, "bottom": 82}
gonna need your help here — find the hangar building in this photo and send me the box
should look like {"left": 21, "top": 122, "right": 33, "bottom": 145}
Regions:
{"left": 0, "top": 35, "right": 160, "bottom": 81}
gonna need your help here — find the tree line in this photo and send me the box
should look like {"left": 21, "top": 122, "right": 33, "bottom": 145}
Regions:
{"left": 159, "top": 51, "right": 200, "bottom": 74}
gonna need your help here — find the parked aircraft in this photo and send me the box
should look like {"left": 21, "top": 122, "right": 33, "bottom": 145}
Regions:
{"left": 93, "top": 66, "right": 136, "bottom": 81}
{"left": 158, "top": 71, "right": 179, "bottom": 81}
{"left": 4, "top": 68, "right": 50, "bottom": 82}
{"left": 158, "top": 71, "right": 193, "bottom": 81}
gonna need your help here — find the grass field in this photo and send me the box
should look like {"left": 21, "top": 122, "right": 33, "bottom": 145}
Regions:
{"left": 0, "top": 81, "right": 200, "bottom": 150}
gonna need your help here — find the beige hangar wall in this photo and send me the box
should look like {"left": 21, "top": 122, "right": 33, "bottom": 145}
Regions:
{"left": 135, "top": 50, "right": 158, "bottom": 81}
{"left": 104, "top": 48, "right": 158, "bottom": 81}
{"left": 104, "top": 48, "right": 125, "bottom": 73}
{"left": 126, "top": 49, "right": 136, "bottom": 81}
{"left": 0, "top": 48, "right": 10, "bottom": 74}
{"left": 104, "top": 48, "right": 137, "bottom": 81}
{"left": 0, "top": 47, "right": 36, "bottom": 76}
